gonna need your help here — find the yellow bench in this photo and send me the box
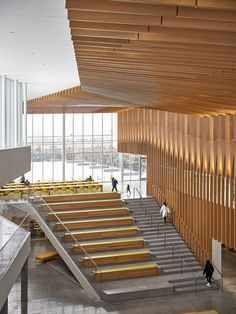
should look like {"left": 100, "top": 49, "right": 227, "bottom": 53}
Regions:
{"left": 44, "top": 199, "right": 124, "bottom": 211}
{"left": 43, "top": 192, "right": 119, "bottom": 203}
{"left": 35, "top": 251, "right": 59, "bottom": 262}
{"left": 48, "top": 207, "right": 129, "bottom": 220}
{"left": 182, "top": 311, "right": 218, "bottom": 314}
{"left": 93, "top": 263, "right": 159, "bottom": 282}
{"left": 82, "top": 249, "right": 152, "bottom": 267}
{"left": 73, "top": 237, "right": 145, "bottom": 253}
{"left": 55, "top": 217, "right": 134, "bottom": 231}
{"left": 64, "top": 226, "right": 140, "bottom": 241}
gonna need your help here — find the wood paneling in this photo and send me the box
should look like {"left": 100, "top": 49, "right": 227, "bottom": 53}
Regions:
{"left": 118, "top": 109, "right": 236, "bottom": 264}
{"left": 27, "top": 86, "right": 131, "bottom": 114}
{"left": 28, "top": 1, "right": 236, "bottom": 115}
{"left": 62, "top": 0, "right": 236, "bottom": 116}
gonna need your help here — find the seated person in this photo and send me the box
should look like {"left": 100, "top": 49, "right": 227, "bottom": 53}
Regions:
{"left": 24, "top": 179, "right": 30, "bottom": 186}
{"left": 20, "top": 175, "right": 25, "bottom": 183}
{"left": 86, "top": 175, "right": 93, "bottom": 182}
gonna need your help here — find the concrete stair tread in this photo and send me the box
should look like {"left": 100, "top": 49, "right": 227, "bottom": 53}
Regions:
{"left": 155, "top": 253, "right": 194, "bottom": 260}
{"left": 147, "top": 243, "right": 188, "bottom": 249}
{"left": 156, "top": 257, "right": 197, "bottom": 265}
{"left": 168, "top": 271, "right": 204, "bottom": 283}
{"left": 174, "top": 284, "right": 218, "bottom": 293}
{"left": 149, "top": 246, "right": 189, "bottom": 252}
{"left": 172, "top": 279, "right": 206, "bottom": 288}
{"left": 144, "top": 237, "right": 180, "bottom": 242}
{"left": 154, "top": 251, "right": 192, "bottom": 258}
{"left": 160, "top": 262, "right": 200, "bottom": 270}
{"left": 163, "top": 266, "right": 202, "bottom": 274}
{"left": 102, "top": 281, "right": 172, "bottom": 301}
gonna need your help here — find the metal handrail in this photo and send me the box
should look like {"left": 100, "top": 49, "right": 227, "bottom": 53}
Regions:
{"left": 133, "top": 187, "right": 147, "bottom": 215}
{"left": 0, "top": 212, "right": 29, "bottom": 254}
{"left": 212, "top": 262, "right": 224, "bottom": 292}
{"left": 171, "top": 210, "right": 223, "bottom": 291}
{"left": 33, "top": 198, "right": 103, "bottom": 295}
{"left": 164, "top": 233, "right": 200, "bottom": 294}
{"left": 0, "top": 210, "right": 30, "bottom": 281}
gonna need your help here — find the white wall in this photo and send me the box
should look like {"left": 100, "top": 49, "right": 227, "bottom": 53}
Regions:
{"left": 0, "top": 146, "right": 31, "bottom": 186}
{"left": 212, "top": 238, "right": 222, "bottom": 280}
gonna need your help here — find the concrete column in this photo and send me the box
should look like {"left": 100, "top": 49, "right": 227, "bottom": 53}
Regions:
{"left": 0, "top": 298, "right": 8, "bottom": 314}
{"left": 62, "top": 113, "right": 66, "bottom": 181}
{"left": 23, "top": 83, "right": 27, "bottom": 146}
{"left": 14, "top": 79, "right": 18, "bottom": 147}
{"left": 212, "top": 238, "right": 222, "bottom": 280}
{"left": 21, "top": 258, "right": 28, "bottom": 303}
{"left": 1, "top": 75, "right": 6, "bottom": 148}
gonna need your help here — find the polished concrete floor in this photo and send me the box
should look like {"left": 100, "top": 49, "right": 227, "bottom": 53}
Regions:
{"left": 7, "top": 239, "right": 236, "bottom": 314}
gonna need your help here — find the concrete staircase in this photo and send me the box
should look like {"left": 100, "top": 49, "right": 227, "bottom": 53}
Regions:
{"left": 125, "top": 197, "right": 217, "bottom": 293}
{"left": 26, "top": 195, "right": 218, "bottom": 301}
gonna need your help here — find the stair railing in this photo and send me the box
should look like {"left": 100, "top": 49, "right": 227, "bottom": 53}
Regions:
{"left": 164, "top": 233, "right": 200, "bottom": 294}
{"left": 170, "top": 210, "right": 223, "bottom": 290}
{"left": 157, "top": 222, "right": 160, "bottom": 236}
{"left": 133, "top": 187, "right": 147, "bottom": 215}
{"left": 162, "top": 234, "right": 176, "bottom": 263}
{"left": 33, "top": 198, "right": 104, "bottom": 298}
{"left": 166, "top": 226, "right": 224, "bottom": 293}
{"left": 212, "top": 263, "right": 223, "bottom": 292}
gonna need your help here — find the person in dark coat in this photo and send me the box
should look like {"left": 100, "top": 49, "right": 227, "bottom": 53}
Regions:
{"left": 203, "top": 259, "right": 214, "bottom": 287}
{"left": 126, "top": 184, "right": 131, "bottom": 196}
{"left": 111, "top": 177, "right": 118, "bottom": 192}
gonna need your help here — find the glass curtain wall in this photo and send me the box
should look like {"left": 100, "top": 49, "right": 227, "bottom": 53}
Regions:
{"left": 0, "top": 76, "right": 2, "bottom": 148}
{"left": 0, "top": 75, "right": 26, "bottom": 148}
{"left": 26, "top": 113, "right": 147, "bottom": 184}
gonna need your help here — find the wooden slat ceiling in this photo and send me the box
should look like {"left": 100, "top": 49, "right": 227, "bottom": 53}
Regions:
{"left": 62, "top": 0, "right": 236, "bottom": 116}
{"left": 27, "top": 86, "right": 134, "bottom": 114}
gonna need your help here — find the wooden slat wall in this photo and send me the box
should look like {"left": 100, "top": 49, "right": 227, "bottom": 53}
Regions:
{"left": 118, "top": 109, "right": 236, "bottom": 264}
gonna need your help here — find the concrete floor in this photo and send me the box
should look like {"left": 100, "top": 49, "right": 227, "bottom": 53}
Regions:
{"left": 7, "top": 239, "right": 236, "bottom": 314}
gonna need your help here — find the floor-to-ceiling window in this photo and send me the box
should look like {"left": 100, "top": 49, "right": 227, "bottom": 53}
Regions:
{"left": 0, "top": 75, "right": 26, "bottom": 148}
{"left": 26, "top": 113, "right": 147, "bottom": 187}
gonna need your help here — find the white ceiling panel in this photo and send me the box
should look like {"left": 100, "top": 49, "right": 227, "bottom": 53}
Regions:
{"left": 0, "top": 0, "right": 79, "bottom": 99}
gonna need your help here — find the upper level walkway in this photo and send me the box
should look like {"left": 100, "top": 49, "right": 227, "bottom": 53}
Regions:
{"left": 0, "top": 215, "right": 30, "bottom": 313}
